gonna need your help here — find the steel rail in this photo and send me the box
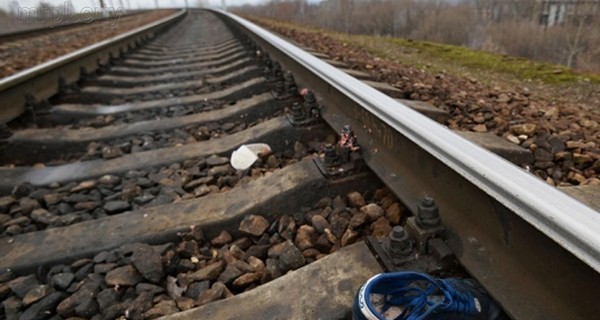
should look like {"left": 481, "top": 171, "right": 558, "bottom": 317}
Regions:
{"left": 213, "top": 9, "right": 600, "bottom": 319}
{"left": 0, "top": 9, "right": 186, "bottom": 123}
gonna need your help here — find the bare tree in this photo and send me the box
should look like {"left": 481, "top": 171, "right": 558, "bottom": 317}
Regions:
{"left": 339, "top": 0, "right": 354, "bottom": 33}
{"left": 411, "top": 3, "right": 477, "bottom": 45}
{"left": 196, "top": 0, "right": 209, "bottom": 7}
{"left": 561, "top": 4, "right": 594, "bottom": 68}
{"left": 295, "top": 0, "right": 307, "bottom": 21}
{"left": 236, "top": 0, "right": 600, "bottom": 72}
{"left": 9, "top": 1, "right": 20, "bottom": 16}
{"left": 564, "top": 22, "right": 584, "bottom": 67}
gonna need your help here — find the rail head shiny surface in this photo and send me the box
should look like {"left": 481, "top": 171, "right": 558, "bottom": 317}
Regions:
{"left": 218, "top": 10, "right": 600, "bottom": 273}
{"left": 0, "top": 10, "right": 186, "bottom": 93}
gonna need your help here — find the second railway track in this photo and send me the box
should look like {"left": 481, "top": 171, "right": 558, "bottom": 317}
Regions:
{"left": 0, "top": 9, "right": 599, "bottom": 320}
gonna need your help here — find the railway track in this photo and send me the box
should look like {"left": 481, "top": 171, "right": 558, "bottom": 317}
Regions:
{"left": 0, "top": 10, "right": 178, "bottom": 80}
{"left": 0, "top": 11, "right": 147, "bottom": 42}
{"left": 0, "top": 9, "right": 599, "bottom": 320}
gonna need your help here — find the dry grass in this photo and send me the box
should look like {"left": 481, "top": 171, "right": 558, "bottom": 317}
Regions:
{"left": 249, "top": 17, "right": 600, "bottom": 113}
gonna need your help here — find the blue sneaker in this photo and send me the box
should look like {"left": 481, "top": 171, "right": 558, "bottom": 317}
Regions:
{"left": 353, "top": 272, "right": 506, "bottom": 320}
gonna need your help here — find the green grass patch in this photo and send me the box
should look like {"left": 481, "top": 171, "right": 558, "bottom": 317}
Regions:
{"left": 384, "top": 37, "right": 600, "bottom": 84}
{"left": 248, "top": 16, "right": 600, "bottom": 85}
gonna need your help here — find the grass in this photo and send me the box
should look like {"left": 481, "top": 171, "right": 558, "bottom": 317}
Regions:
{"left": 248, "top": 16, "right": 600, "bottom": 86}
{"left": 381, "top": 37, "right": 600, "bottom": 84}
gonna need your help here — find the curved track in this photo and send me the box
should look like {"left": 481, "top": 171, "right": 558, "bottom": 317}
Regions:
{"left": 0, "top": 9, "right": 598, "bottom": 320}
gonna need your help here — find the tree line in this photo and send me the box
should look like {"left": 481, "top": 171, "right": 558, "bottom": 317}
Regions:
{"left": 235, "top": 0, "right": 600, "bottom": 73}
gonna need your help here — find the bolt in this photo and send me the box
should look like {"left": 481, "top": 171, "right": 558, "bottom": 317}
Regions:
{"left": 416, "top": 197, "right": 441, "bottom": 228}
{"left": 263, "top": 66, "right": 271, "bottom": 78}
{"left": 291, "top": 102, "right": 305, "bottom": 121}
{"left": 275, "top": 82, "right": 285, "bottom": 95}
{"left": 271, "top": 62, "right": 282, "bottom": 78}
{"left": 323, "top": 144, "right": 338, "bottom": 167}
{"left": 284, "top": 71, "right": 295, "bottom": 82}
{"left": 303, "top": 91, "right": 317, "bottom": 115}
{"left": 273, "top": 72, "right": 284, "bottom": 84}
{"left": 304, "top": 91, "right": 316, "bottom": 104}
{"left": 288, "top": 82, "right": 298, "bottom": 96}
{"left": 284, "top": 73, "right": 298, "bottom": 95}
{"left": 309, "top": 107, "right": 320, "bottom": 119}
{"left": 389, "top": 226, "right": 412, "bottom": 258}
{"left": 284, "top": 72, "right": 298, "bottom": 95}
{"left": 263, "top": 57, "right": 273, "bottom": 73}
{"left": 392, "top": 226, "right": 405, "bottom": 238}
{"left": 423, "top": 197, "right": 434, "bottom": 206}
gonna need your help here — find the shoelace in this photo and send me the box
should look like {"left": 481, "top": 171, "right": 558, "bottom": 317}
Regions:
{"left": 366, "top": 272, "right": 478, "bottom": 320}
{"left": 438, "top": 278, "right": 478, "bottom": 315}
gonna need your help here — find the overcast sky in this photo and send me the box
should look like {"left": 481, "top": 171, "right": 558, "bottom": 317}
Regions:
{"left": 0, "top": 0, "right": 268, "bottom": 12}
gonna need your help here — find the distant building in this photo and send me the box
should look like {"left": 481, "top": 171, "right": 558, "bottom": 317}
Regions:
{"left": 539, "top": 0, "right": 600, "bottom": 26}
